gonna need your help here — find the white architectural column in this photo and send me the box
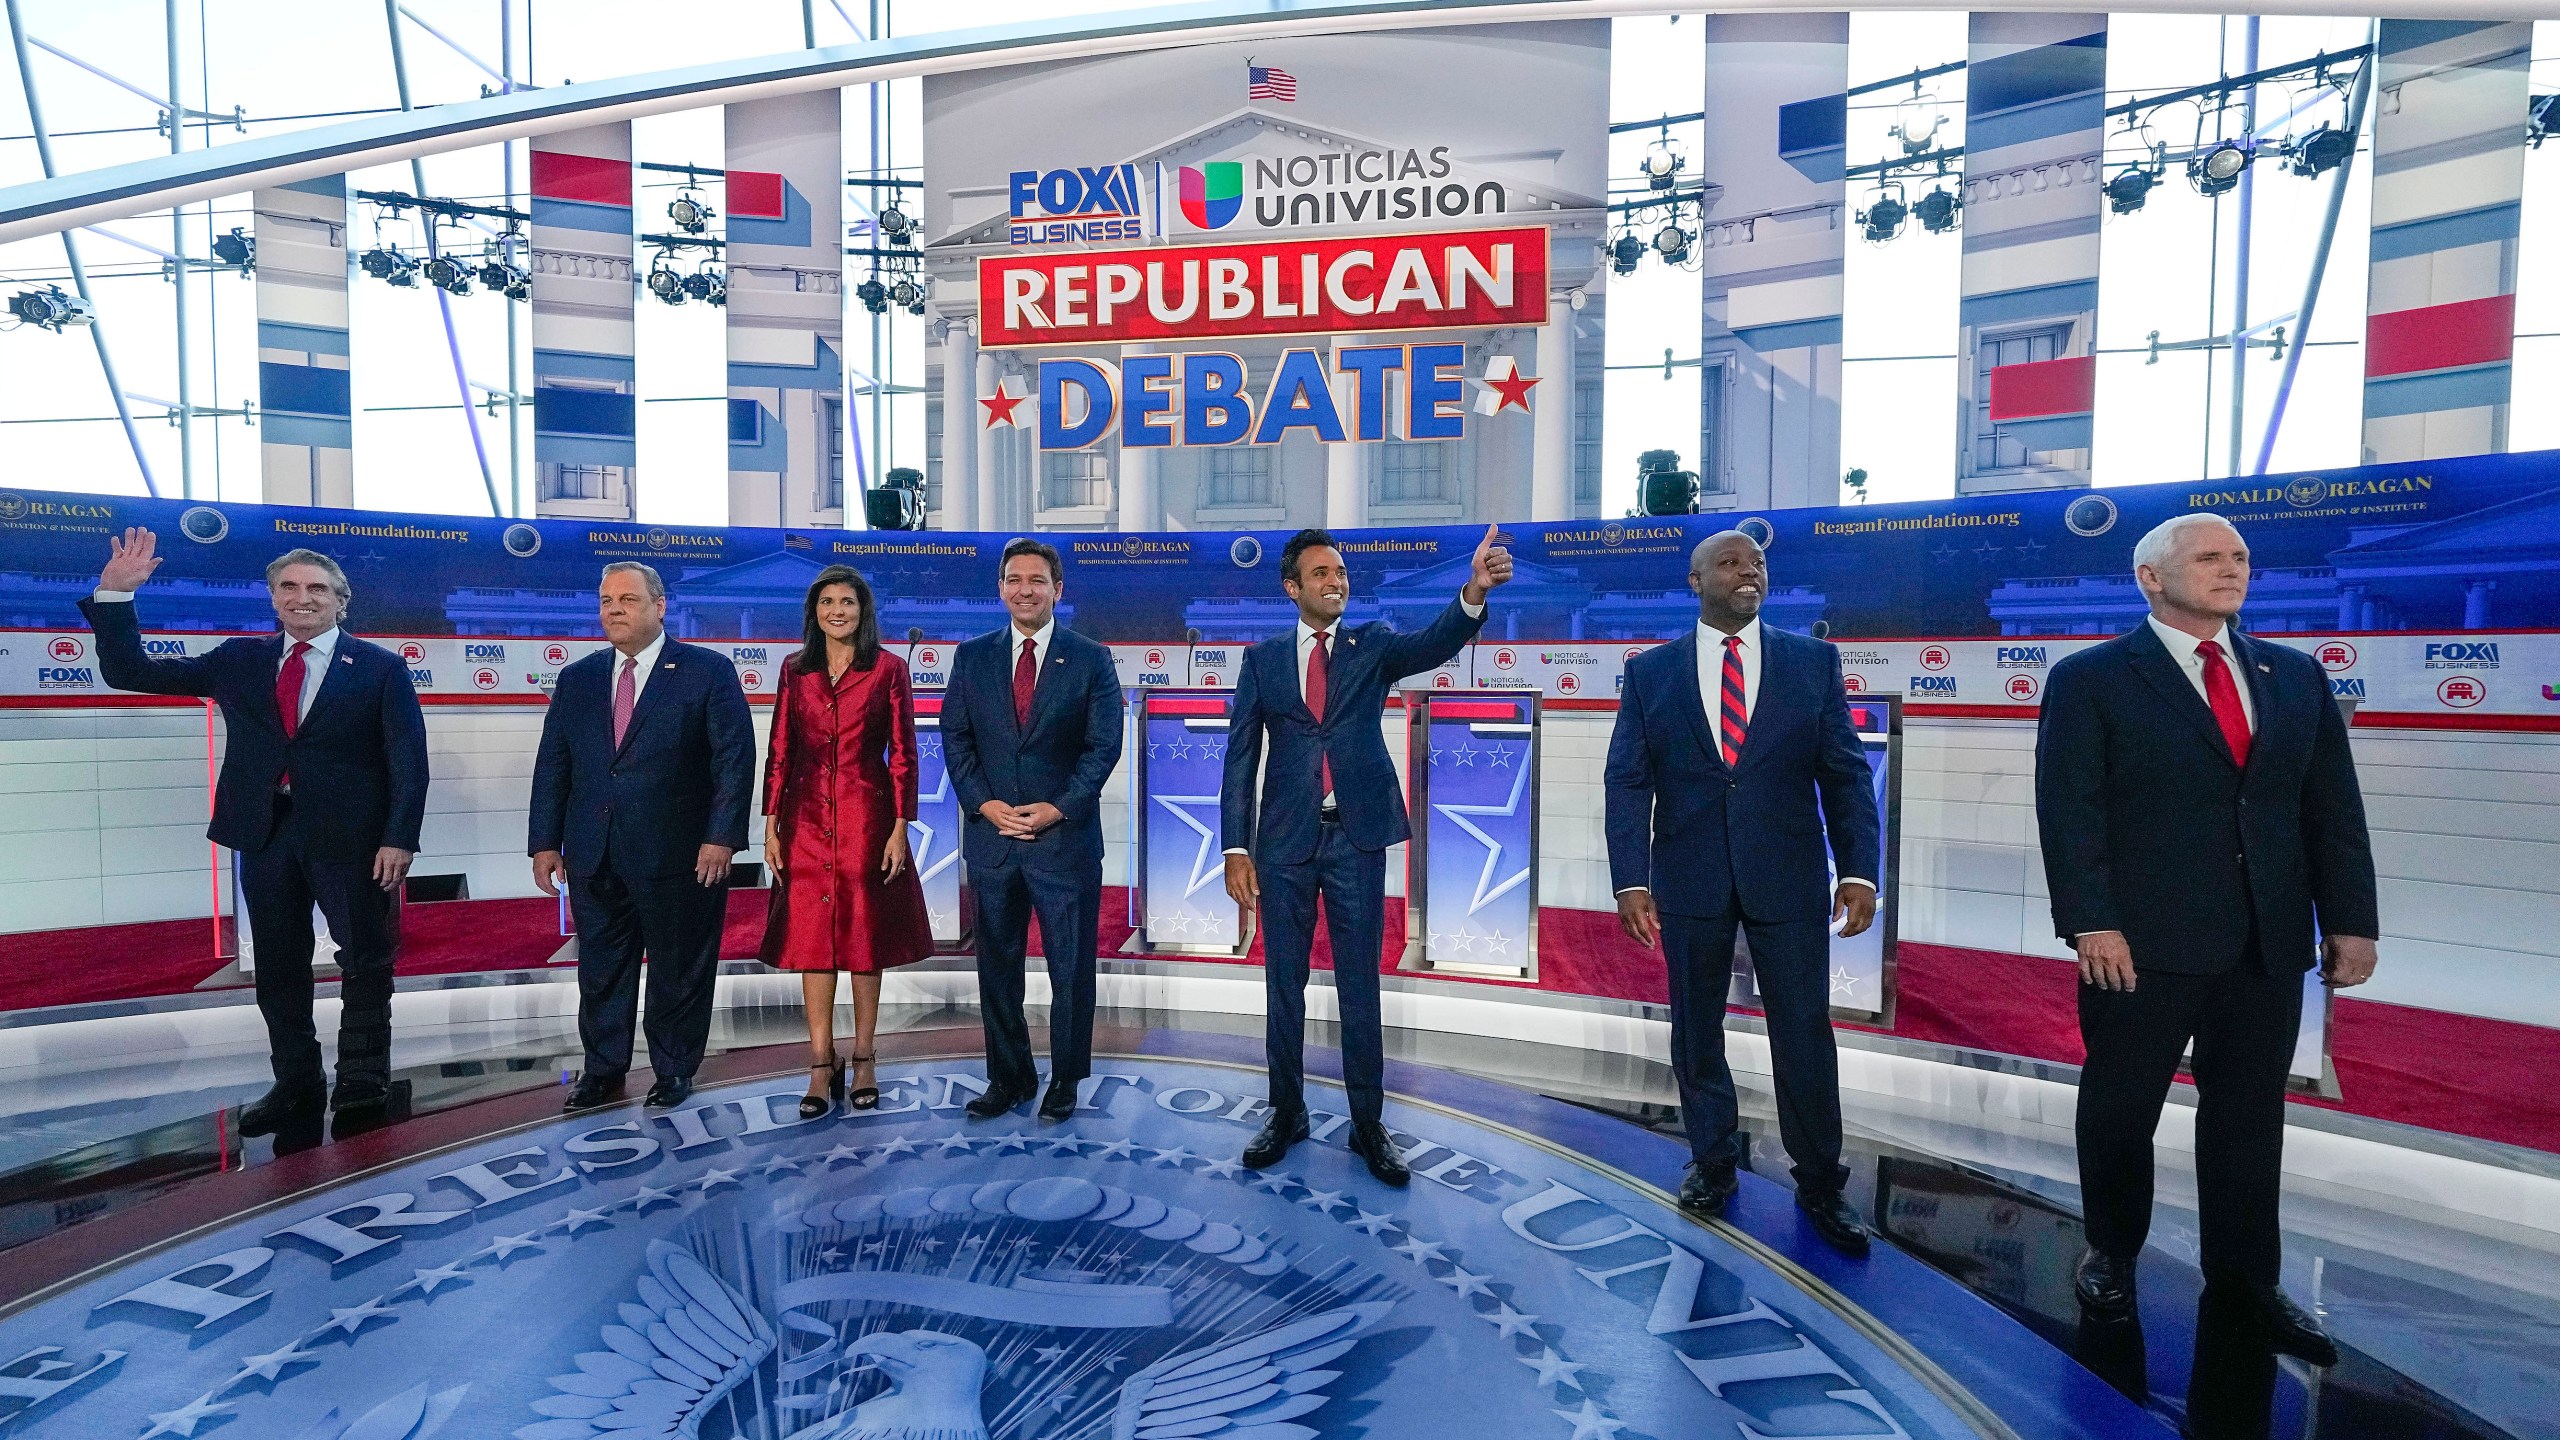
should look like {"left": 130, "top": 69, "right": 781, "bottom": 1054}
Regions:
{"left": 1119, "top": 344, "right": 1159, "bottom": 529}
{"left": 937, "top": 316, "right": 977, "bottom": 532}
{"left": 974, "top": 349, "right": 1004, "bottom": 532}
{"left": 1326, "top": 334, "right": 1368, "bottom": 528}
{"left": 1530, "top": 296, "right": 1575, "bottom": 521}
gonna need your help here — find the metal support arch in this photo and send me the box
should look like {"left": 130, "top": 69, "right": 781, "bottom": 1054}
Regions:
{"left": 2252, "top": 24, "right": 2377, "bottom": 477}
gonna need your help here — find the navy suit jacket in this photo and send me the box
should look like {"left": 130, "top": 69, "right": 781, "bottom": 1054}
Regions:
{"left": 80, "top": 597, "right": 428, "bottom": 862}
{"left": 528, "top": 638, "right": 755, "bottom": 880}
{"left": 940, "top": 624, "right": 1126, "bottom": 871}
{"left": 2035, "top": 622, "right": 2377, "bottom": 976}
{"left": 1221, "top": 597, "right": 1486, "bottom": 865}
{"left": 1604, "top": 625, "right": 1880, "bottom": 923}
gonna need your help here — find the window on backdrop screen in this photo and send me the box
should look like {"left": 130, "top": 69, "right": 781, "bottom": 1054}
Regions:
{"left": 820, "top": 395, "right": 846, "bottom": 512}
{"left": 1375, "top": 439, "right": 1455, "bottom": 505}
{"left": 1699, "top": 359, "right": 1730, "bottom": 496}
{"left": 1201, "top": 446, "right": 1275, "bottom": 508}
{"left": 1041, "top": 448, "right": 1110, "bottom": 511}
{"left": 1973, "top": 325, "right": 2067, "bottom": 473}
{"left": 1575, "top": 383, "right": 1602, "bottom": 504}
{"left": 541, "top": 464, "right": 612, "bottom": 502}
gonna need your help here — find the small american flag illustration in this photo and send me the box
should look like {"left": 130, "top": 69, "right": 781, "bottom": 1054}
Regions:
{"left": 1247, "top": 65, "right": 1297, "bottom": 102}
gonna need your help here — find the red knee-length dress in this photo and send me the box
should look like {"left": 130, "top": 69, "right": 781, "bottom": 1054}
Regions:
{"left": 758, "top": 655, "right": 934, "bottom": 973}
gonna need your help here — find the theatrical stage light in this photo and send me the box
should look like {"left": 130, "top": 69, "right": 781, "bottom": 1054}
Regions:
{"left": 211, "top": 228, "right": 254, "bottom": 269}
{"left": 1914, "top": 187, "right": 1961, "bottom": 234}
{"left": 877, "top": 204, "right": 914, "bottom": 243}
{"left": 359, "top": 246, "right": 418, "bottom": 286}
{"left": 1635, "top": 448, "right": 1700, "bottom": 517}
{"left": 2189, "top": 141, "right": 2252, "bottom": 197}
{"left": 1651, "top": 221, "right": 1692, "bottom": 263}
{"left": 683, "top": 266, "right": 727, "bottom": 305}
{"left": 646, "top": 255, "right": 687, "bottom": 305}
{"left": 2533, "top": 94, "right": 2560, "bottom": 148}
{"left": 479, "top": 256, "right": 531, "bottom": 300}
{"left": 7, "top": 286, "right": 95, "bottom": 331}
{"left": 1858, "top": 191, "right": 1907, "bottom": 244}
{"left": 856, "top": 277, "right": 890, "bottom": 315}
{"left": 2287, "top": 125, "right": 2355, "bottom": 178}
{"left": 2105, "top": 164, "right": 2159, "bottom": 215}
{"left": 423, "top": 253, "right": 475, "bottom": 295}
{"left": 1610, "top": 232, "right": 1644, "bottom": 277}
{"left": 668, "top": 190, "right": 714, "bottom": 235}
{"left": 888, "top": 277, "right": 923, "bottom": 309}
{"left": 1640, "top": 140, "right": 1685, "bottom": 191}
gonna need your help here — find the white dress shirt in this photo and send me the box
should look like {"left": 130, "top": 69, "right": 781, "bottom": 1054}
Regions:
{"left": 1619, "top": 618, "right": 1871, "bottom": 896}
{"left": 2145, "top": 615, "right": 2257, "bottom": 734}
{"left": 609, "top": 630, "right": 670, "bottom": 708}
{"left": 93, "top": 586, "right": 338, "bottom": 721}
{"left": 1007, "top": 618, "right": 1056, "bottom": 683}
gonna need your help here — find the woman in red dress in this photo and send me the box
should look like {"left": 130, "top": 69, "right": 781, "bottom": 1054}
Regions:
{"left": 760, "top": 564, "right": 933, "bottom": 1115}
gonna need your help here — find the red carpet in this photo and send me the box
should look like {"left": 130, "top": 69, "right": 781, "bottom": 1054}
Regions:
{"left": 7, "top": 895, "right": 2557, "bottom": 1155}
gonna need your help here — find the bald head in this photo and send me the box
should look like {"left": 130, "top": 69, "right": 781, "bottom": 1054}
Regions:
{"left": 1688, "top": 531, "right": 1768, "bottom": 632}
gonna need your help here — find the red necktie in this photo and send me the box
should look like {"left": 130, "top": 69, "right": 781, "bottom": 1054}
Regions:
{"left": 276, "top": 640, "right": 310, "bottom": 789}
{"left": 1306, "top": 630, "right": 1332, "bottom": 796}
{"left": 612, "top": 655, "right": 637, "bottom": 750}
{"left": 1013, "top": 636, "right": 1037, "bottom": 728}
{"left": 1717, "top": 635, "right": 1747, "bottom": 768}
{"left": 2196, "top": 639, "right": 2252, "bottom": 767}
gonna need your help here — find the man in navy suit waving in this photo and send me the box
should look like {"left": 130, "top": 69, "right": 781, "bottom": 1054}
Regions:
{"left": 530, "top": 562, "right": 755, "bottom": 1114}
{"left": 84, "top": 527, "right": 428, "bottom": 1137}
{"left": 1605, "top": 531, "right": 1880, "bottom": 1254}
{"left": 2037, "top": 514, "right": 2377, "bottom": 1363}
{"left": 1221, "top": 525, "right": 1511, "bottom": 1183}
{"left": 941, "top": 538, "right": 1127, "bottom": 1123}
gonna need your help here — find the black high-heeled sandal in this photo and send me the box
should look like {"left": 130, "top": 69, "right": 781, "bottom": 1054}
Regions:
{"left": 798, "top": 1053, "right": 845, "bottom": 1120}
{"left": 846, "top": 1052, "right": 880, "bottom": 1111}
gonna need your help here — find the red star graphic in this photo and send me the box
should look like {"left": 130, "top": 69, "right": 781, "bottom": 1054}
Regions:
{"left": 1486, "top": 369, "right": 1540, "bottom": 413}
{"left": 980, "top": 385, "right": 1026, "bottom": 428}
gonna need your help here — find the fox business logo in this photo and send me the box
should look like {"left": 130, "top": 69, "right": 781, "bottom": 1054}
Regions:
{"left": 734, "top": 647, "right": 770, "bottom": 666}
{"left": 47, "top": 636, "right": 84, "bottom": 663}
{"left": 141, "top": 638, "right": 190, "bottom": 657}
{"left": 2424, "top": 642, "right": 2499, "bottom": 670}
{"left": 1995, "top": 646, "right": 2048, "bottom": 670}
{"left": 1908, "top": 675, "right": 1960, "bottom": 698}
{"left": 398, "top": 641, "right": 428, "bottom": 666}
{"left": 1192, "top": 648, "right": 1232, "bottom": 668}
{"left": 2313, "top": 640, "right": 2357, "bottom": 672}
{"left": 1917, "top": 644, "right": 1952, "bottom": 672}
{"left": 1009, "top": 164, "right": 1147, "bottom": 246}
{"left": 2330, "top": 677, "right": 2366, "bottom": 700}
{"left": 464, "top": 642, "right": 508, "bottom": 663}
{"left": 37, "top": 666, "right": 95, "bottom": 689}
{"left": 409, "top": 669, "right": 435, "bottom": 688}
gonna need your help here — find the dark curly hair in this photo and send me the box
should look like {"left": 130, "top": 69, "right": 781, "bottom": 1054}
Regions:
{"left": 1279, "top": 528, "right": 1340, "bottom": 585}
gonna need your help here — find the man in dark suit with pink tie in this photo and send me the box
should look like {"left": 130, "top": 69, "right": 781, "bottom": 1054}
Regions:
{"left": 2037, "top": 513, "right": 2379, "bottom": 1365}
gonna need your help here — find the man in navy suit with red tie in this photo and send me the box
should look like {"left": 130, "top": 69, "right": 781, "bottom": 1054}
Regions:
{"left": 1220, "top": 526, "right": 1512, "bottom": 1185}
{"left": 1605, "top": 531, "right": 1880, "bottom": 1254}
{"left": 84, "top": 527, "right": 428, "bottom": 1137}
{"left": 2037, "top": 513, "right": 2378, "bottom": 1364}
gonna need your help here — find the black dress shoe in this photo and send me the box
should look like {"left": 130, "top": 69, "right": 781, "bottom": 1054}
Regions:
{"left": 2221, "top": 1281, "right": 2338, "bottom": 1366}
{"left": 644, "top": 1075, "right": 693, "bottom": 1109}
{"left": 1796, "top": 1189, "right": 1872, "bottom": 1257}
{"left": 2075, "top": 1247, "right": 2139, "bottom": 1321}
{"left": 238, "top": 1083, "right": 324, "bottom": 1137}
{"left": 1038, "top": 1077, "right": 1080, "bottom": 1122}
{"left": 1347, "top": 1122, "right": 1410, "bottom": 1187}
{"left": 1677, "top": 1161, "right": 1739, "bottom": 1215}
{"left": 563, "top": 1073, "right": 625, "bottom": 1113}
{"left": 329, "top": 1077, "right": 390, "bottom": 1115}
{"left": 1242, "top": 1109, "right": 1310, "bottom": 1170}
{"left": 965, "top": 1084, "right": 1029, "bottom": 1120}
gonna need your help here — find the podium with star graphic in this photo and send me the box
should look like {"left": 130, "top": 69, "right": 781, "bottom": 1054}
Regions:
{"left": 1126, "top": 688, "right": 1253, "bottom": 957}
{"left": 1404, "top": 692, "right": 1542, "bottom": 981}
{"left": 1725, "top": 693, "right": 1904, "bottom": 1024}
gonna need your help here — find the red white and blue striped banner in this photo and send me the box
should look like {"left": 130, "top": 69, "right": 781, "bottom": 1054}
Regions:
{"left": 2362, "top": 20, "right": 2530, "bottom": 462}
{"left": 726, "top": 91, "right": 847, "bottom": 529}
{"left": 529, "top": 122, "right": 638, "bottom": 520}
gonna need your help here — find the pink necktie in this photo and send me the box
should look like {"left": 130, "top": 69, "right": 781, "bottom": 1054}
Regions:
{"left": 1717, "top": 635, "right": 1747, "bottom": 767}
{"left": 1306, "top": 631, "right": 1332, "bottom": 796}
{"left": 613, "top": 655, "right": 638, "bottom": 749}
{"left": 276, "top": 640, "right": 310, "bottom": 788}
{"left": 2196, "top": 640, "right": 2252, "bottom": 767}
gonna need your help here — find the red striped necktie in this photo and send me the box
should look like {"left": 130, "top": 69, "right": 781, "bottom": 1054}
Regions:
{"left": 1717, "top": 635, "right": 1747, "bottom": 768}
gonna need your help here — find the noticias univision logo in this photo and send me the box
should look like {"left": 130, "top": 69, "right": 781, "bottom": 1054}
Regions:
{"left": 1179, "top": 162, "right": 1243, "bottom": 230}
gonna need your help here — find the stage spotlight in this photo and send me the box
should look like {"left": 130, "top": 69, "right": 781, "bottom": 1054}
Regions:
{"left": 2105, "top": 163, "right": 2159, "bottom": 215}
{"left": 1857, "top": 190, "right": 1907, "bottom": 244}
{"left": 7, "top": 286, "right": 95, "bottom": 331}
{"left": 682, "top": 265, "right": 726, "bottom": 306}
{"left": 646, "top": 254, "right": 687, "bottom": 305}
{"left": 1640, "top": 139, "right": 1685, "bottom": 192}
{"left": 1635, "top": 448, "right": 1700, "bottom": 517}
{"left": 1651, "top": 220, "right": 1692, "bottom": 263}
{"left": 479, "top": 255, "right": 531, "bottom": 300}
{"left": 211, "top": 227, "right": 254, "bottom": 270}
{"left": 2532, "top": 94, "right": 2560, "bottom": 149}
{"left": 856, "top": 276, "right": 889, "bottom": 315}
{"left": 667, "top": 190, "right": 713, "bottom": 235}
{"left": 359, "top": 246, "right": 418, "bottom": 286}
{"left": 877, "top": 204, "right": 914, "bottom": 244}
{"left": 888, "top": 276, "right": 922, "bottom": 309}
{"left": 2189, "top": 141, "right": 2252, "bottom": 197}
{"left": 423, "top": 253, "right": 475, "bottom": 296}
{"left": 1914, "top": 187, "right": 1961, "bottom": 234}
{"left": 1610, "top": 231, "right": 1644, "bottom": 277}
{"left": 2287, "top": 125, "right": 2355, "bottom": 178}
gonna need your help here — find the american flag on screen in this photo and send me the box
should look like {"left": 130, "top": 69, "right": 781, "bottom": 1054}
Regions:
{"left": 1247, "top": 65, "right": 1297, "bottom": 102}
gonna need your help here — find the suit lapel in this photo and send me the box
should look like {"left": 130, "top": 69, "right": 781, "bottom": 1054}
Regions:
{"left": 2122, "top": 623, "right": 2238, "bottom": 769}
{"left": 294, "top": 638, "right": 361, "bottom": 733}
{"left": 1021, "top": 632, "right": 1077, "bottom": 738}
{"left": 613, "top": 643, "right": 681, "bottom": 758}
{"left": 1734, "top": 629, "right": 1788, "bottom": 768}
{"left": 2231, "top": 630, "right": 2281, "bottom": 776}
{"left": 1280, "top": 631, "right": 1318, "bottom": 724}
{"left": 1663, "top": 631, "right": 1726, "bottom": 772}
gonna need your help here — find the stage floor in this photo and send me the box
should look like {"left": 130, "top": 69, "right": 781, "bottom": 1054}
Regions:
{"left": 0, "top": 994, "right": 2550, "bottom": 1440}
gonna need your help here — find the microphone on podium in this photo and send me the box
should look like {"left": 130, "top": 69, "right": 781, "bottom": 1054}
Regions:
{"left": 1811, "top": 620, "right": 1831, "bottom": 641}
{"left": 1185, "top": 627, "right": 1201, "bottom": 645}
